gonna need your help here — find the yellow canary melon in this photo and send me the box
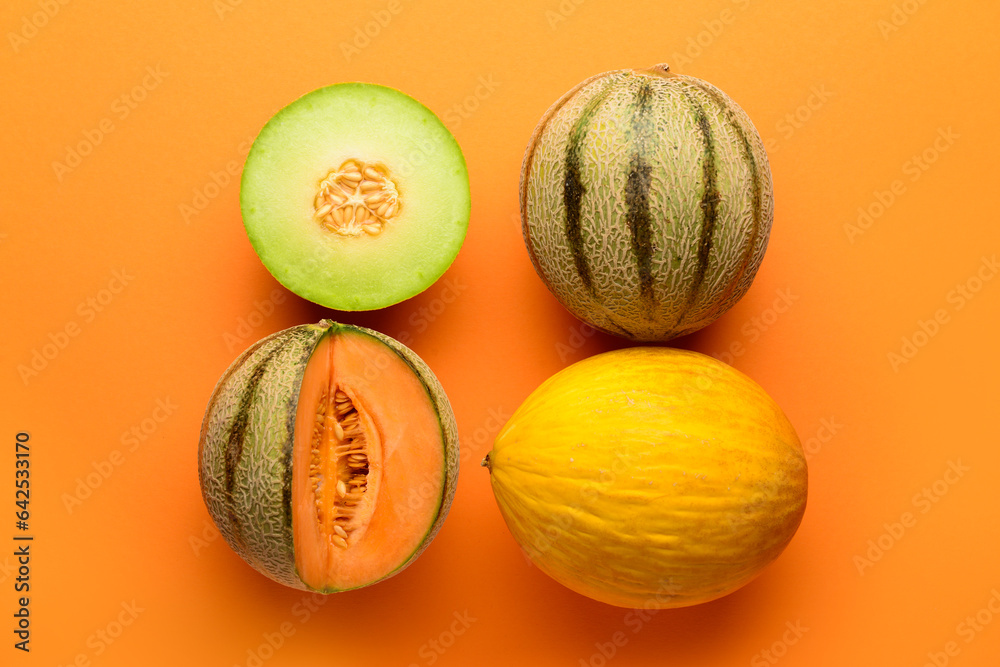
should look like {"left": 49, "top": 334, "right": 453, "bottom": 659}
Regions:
{"left": 482, "top": 347, "right": 807, "bottom": 608}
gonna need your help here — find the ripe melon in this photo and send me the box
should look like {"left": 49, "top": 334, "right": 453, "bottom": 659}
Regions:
{"left": 198, "top": 320, "right": 459, "bottom": 592}
{"left": 520, "top": 64, "right": 773, "bottom": 341}
{"left": 483, "top": 347, "right": 807, "bottom": 608}
{"left": 241, "top": 83, "right": 471, "bottom": 311}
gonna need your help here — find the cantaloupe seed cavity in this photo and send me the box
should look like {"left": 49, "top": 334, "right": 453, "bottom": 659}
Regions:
{"left": 313, "top": 159, "right": 401, "bottom": 237}
{"left": 309, "top": 384, "right": 380, "bottom": 550}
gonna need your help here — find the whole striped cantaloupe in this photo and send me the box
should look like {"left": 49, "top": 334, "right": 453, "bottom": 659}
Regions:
{"left": 482, "top": 347, "right": 807, "bottom": 608}
{"left": 521, "top": 64, "right": 773, "bottom": 341}
{"left": 198, "top": 320, "right": 459, "bottom": 592}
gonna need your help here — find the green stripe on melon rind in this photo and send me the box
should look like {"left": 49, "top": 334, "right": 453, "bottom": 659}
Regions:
{"left": 671, "top": 86, "right": 720, "bottom": 331}
{"left": 561, "top": 79, "right": 641, "bottom": 339}
{"left": 682, "top": 76, "right": 771, "bottom": 325}
{"left": 622, "top": 78, "right": 658, "bottom": 320}
{"left": 199, "top": 323, "right": 326, "bottom": 591}
{"left": 581, "top": 72, "right": 660, "bottom": 339}
{"left": 520, "top": 72, "right": 639, "bottom": 339}
{"left": 223, "top": 344, "right": 281, "bottom": 555}
{"left": 520, "top": 70, "right": 613, "bottom": 270}
{"left": 343, "top": 323, "right": 460, "bottom": 587}
{"left": 563, "top": 80, "right": 621, "bottom": 296}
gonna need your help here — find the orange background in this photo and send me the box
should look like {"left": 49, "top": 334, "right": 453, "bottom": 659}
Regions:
{"left": 2, "top": 0, "right": 999, "bottom": 665}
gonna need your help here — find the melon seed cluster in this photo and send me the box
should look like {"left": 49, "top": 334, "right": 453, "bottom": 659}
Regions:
{"left": 311, "top": 387, "right": 371, "bottom": 548}
{"left": 313, "top": 159, "right": 401, "bottom": 237}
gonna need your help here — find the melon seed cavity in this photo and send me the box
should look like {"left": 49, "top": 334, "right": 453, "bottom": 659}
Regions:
{"left": 310, "top": 387, "right": 371, "bottom": 549}
{"left": 314, "top": 159, "right": 401, "bottom": 237}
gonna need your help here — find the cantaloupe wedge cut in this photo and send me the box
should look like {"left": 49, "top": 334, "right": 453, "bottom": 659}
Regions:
{"left": 292, "top": 329, "right": 449, "bottom": 590}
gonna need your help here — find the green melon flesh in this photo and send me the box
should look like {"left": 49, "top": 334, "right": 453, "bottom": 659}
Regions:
{"left": 241, "top": 83, "right": 470, "bottom": 311}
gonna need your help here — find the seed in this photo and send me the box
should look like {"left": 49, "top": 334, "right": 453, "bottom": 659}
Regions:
{"left": 336, "top": 480, "right": 347, "bottom": 497}
{"left": 340, "top": 171, "right": 362, "bottom": 182}
{"left": 340, "top": 161, "right": 360, "bottom": 173}
{"left": 364, "top": 167, "right": 382, "bottom": 180}
{"left": 332, "top": 206, "right": 347, "bottom": 224}
{"left": 359, "top": 181, "right": 381, "bottom": 193}
{"left": 333, "top": 535, "right": 349, "bottom": 549}
{"left": 333, "top": 525, "right": 348, "bottom": 539}
{"left": 355, "top": 206, "right": 369, "bottom": 223}
{"left": 385, "top": 202, "right": 398, "bottom": 218}
{"left": 313, "top": 203, "right": 332, "bottom": 219}
{"left": 333, "top": 420, "right": 345, "bottom": 441}
{"left": 365, "top": 192, "right": 386, "bottom": 205}
{"left": 376, "top": 201, "right": 391, "bottom": 217}
{"left": 338, "top": 180, "right": 355, "bottom": 195}
{"left": 363, "top": 222, "right": 381, "bottom": 235}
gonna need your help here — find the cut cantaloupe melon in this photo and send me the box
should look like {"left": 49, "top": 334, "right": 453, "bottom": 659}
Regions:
{"left": 198, "top": 320, "right": 458, "bottom": 592}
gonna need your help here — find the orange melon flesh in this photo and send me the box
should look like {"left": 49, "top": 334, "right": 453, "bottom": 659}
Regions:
{"left": 291, "top": 328, "right": 446, "bottom": 591}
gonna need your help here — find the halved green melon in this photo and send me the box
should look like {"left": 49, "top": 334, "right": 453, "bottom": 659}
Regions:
{"left": 241, "top": 83, "right": 470, "bottom": 311}
{"left": 198, "top": 320, "right": 459, "bottom": 592}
